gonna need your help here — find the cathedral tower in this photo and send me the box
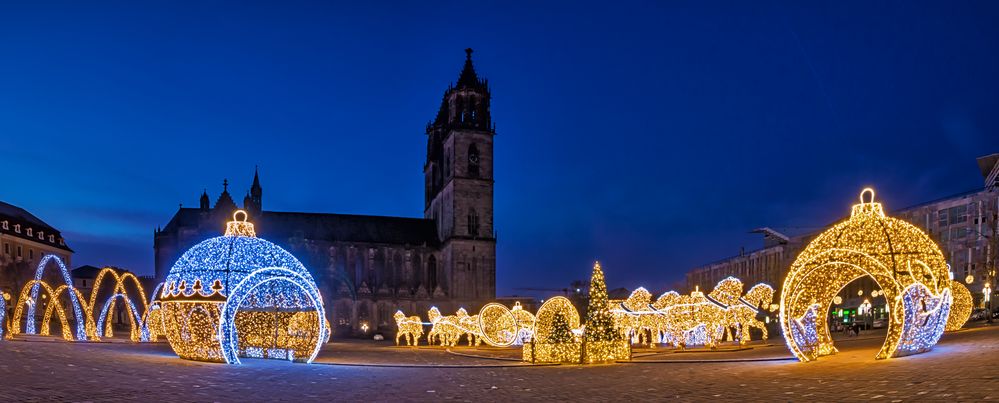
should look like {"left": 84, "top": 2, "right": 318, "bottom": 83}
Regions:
{"left": 424, "top": 48, "right": 496, "bottom": 302}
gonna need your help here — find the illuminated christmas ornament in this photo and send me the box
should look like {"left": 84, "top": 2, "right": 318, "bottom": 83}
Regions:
{"left": 945, "top": 280, "right": 972, "bottom": 331}
{"left": 160, "top": 211, "right": 327, "bottom": 364}
{"left": 780, "top": 188, "right": 952, "bottom": 362}
{"left": 966, "top": 274, "right": 975, "bottom": 285}
{"left": 523, "top": 296, "right": 581, "bottom": 363}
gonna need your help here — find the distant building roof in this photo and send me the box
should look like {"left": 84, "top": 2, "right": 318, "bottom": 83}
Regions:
{"left": 0, "top": 201, "right": 72, "bottom": 252}
{"left": 162, "top": 208, "right": 439, "bottom": 247}
{"left": 72, "top": 265, "right": 103, "bottom": 279}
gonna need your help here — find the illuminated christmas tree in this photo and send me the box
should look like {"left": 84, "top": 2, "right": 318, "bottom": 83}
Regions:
{"left": 584, "top": 262, "right": 621, "bottom": 342}
{"left": 582, "top": 261, "right": 629, "bottom": 362}
{"left": 548, "top": 312, "right": 574, "bottom": 344}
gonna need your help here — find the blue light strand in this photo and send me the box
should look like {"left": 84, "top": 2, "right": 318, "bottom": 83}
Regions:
{"left": 25, "top": 255, "right": 87, "bottom": 341}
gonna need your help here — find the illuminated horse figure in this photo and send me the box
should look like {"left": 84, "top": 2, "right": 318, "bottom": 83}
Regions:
{"left": 455, "top": 308, "right": 483, "bottom": 346}
{"left": 393, "top": 310, "right": 424, "bottom": 346}
{"left": 426, "top": 307, "right": 462, "bottom": 346}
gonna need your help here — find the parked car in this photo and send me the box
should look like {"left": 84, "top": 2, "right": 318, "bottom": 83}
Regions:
{"left": 872, "top": 319, "right": 886, "bottom": 329}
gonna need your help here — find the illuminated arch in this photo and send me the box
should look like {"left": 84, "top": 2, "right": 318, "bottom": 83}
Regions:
{"left": 780, "top": 188, "right": 952, "bottom": 362}
{"left": 86, "top": 267, "right": 149, "bottom": 341}
{"left": 12, "top": 280, "right": 74, "bottom": 340}
{"left": 42, "top": 285, "right": 94, "bottom": 340}
{"left": 141, "top": 282, "right": 166, "bottom": 341}
{"left": 96, "top": 293, "right": 144, "bottom": 342}
{"left": 0, "top": 296, "right": 6, "bottom": 340}
{"left": 524, "top": 296, "right": 581, "bottom": 363}
{"left": 217, "top": 267, "right": 326, "bottom": 364}
{"left": 25, "top": 255, "right": 87, "bottom": 340}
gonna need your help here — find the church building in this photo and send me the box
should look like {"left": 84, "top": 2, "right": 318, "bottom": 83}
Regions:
{"left": 154, "top": 49, "right": 496, "bottom": 336}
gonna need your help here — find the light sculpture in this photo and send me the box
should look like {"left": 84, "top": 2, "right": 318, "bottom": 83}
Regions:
{"left": 160, "top": 211, "right": 326, "bottom": 364}
{"left": 85, "top": 267, "right": 149, "bottom": 342}
{"left": 581, "top": 262, "right": 630, "bottom": 363}
{"left": 510, "top": 302, "right": 536, "bottom": 344}
{"left": 12, "top": 280, "right": 75, "bottom": 340}
{"left": 780, "top": 188, "right": 952, "bottom": 362}
{"left": 393, "top": 310, "right": 424, "bottom": 346}
{"left": 426, "top": 307, "right": 464, "bottom": 346}
{"left": 23, "top": 255, "right": 87, "bottom": 340}
{"left": 523, "top": 296, "right": 581, "bottom": 363}
{"left": 477, "top": 303, "right": 518, "bottom": 347}
{"left": 0, "top": 295, "right": 6, "bottom": 340}
{"left": 611, "top": 277, "right": 773, "bottom": 348}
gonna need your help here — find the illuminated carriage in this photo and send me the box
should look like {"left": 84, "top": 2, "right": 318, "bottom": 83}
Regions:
{"left": 160, "top": 211, "right": 326, "bottom": 364}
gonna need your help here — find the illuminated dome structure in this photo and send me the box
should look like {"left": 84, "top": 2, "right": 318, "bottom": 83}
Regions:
{"left": 160, "top": 211, "right": 327, "bottom": 364}
{"left": 780, "top": 188, "right": 952, "bottom": 362}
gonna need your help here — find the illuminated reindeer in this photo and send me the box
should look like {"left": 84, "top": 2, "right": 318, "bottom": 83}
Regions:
{"left": 394, "top": 310, "right": 424, "bottom": 346}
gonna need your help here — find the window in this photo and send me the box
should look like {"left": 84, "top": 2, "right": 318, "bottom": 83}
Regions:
{"left": 1, "top": 220, "right": 7, "bottom": 230}
{"left": 38, "top": 231, "right": 44, "bottom": 240}
{"left": 3, "top": 243, "right": 8, "bottom": 255}
{"left": 467, "top": 209, "right": 480, "bottom": 236}
{"left": 48, "top": 235, "right": 54, "bottom": 243}
{"left": 938, "top": 210, "right": 948, "bottom": 227}
{"left": 17, "top": 245, "right": 22, "bottom": 257}
{"left": 26, "top": 228, "right": 32, "bottom": 237}
{"left": 29, "top": 249, "right": 33, "bottom": 260}
{"left": 14, "top": 224, "right": 20, "bottom": 233}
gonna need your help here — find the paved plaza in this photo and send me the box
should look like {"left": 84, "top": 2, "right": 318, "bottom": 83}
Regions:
{"left": 1, "top": 325, "right": 998, "bottom": 402}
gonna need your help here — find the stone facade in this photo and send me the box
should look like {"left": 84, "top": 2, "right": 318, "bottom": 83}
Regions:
{"left": 154, "top": 49, "right": 497, "bottom": 336}
{"left": 0, "top": 201, "right": 73, "bottom": 305}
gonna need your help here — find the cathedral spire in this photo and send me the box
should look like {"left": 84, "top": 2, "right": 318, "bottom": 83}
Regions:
{"left": 200, "top": 189, "right": 210, "bottom": 210}
{"left": 456, "top": 48, "right": 481, "bottom": 88}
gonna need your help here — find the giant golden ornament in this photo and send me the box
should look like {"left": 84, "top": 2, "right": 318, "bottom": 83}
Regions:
{"left": 780, "top": 188, "right": 952, "bottom": 362}
{"left": 945, "top": 280, "right": 972, "bottom": 331}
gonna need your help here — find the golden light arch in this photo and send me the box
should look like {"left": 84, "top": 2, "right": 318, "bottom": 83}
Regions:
{"left": 780, "top": 188, "right": 953, "bottom": 361}
{"left": 86, "top": 267, "right": 150, "bottom": 342}
{"left": 11, "top": 280, "right": 75, "bottom": 341}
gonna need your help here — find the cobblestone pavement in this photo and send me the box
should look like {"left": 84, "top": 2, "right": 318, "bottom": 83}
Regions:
{"left": 1, "top": 325, "right": 998, "bottom": 402}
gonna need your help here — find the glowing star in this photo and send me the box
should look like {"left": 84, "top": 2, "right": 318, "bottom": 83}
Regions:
{"left": 780, "top": 188, "right": 952, "bottom": 362}
{"left": 160, "top": 211, "right": 327, "bottom": 364}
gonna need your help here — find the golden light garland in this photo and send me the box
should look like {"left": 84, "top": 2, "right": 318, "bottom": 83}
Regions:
{"left": 945, "top": 280, "right": 972, "bottom": 331}
{"left": 780, "top": 188, "right": 952, "bottom": 362}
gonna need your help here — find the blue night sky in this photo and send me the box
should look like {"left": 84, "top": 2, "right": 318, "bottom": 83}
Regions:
{"left": 1, "top": 1, "right": 998, "bottom": 295}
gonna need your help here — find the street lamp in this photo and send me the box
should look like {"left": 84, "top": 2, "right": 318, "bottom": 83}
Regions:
{"left": 860, "top": 299, "right": 873, "bottom": 330}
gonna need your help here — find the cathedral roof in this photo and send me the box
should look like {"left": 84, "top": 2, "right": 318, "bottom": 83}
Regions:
{"left": 160, "top": 208, "right": 439, "bottom": 247}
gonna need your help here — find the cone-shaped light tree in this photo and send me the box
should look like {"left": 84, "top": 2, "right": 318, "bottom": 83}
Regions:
{"left": 582, "top": 261, "right": 629, "bottom": 362}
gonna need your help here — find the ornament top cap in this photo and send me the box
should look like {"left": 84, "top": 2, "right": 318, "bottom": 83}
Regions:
{"left": 225, "top": 209, "right": 256, "bottom": 237}
{"left": 851, "top": 187, "right": 885, "bottom": 218}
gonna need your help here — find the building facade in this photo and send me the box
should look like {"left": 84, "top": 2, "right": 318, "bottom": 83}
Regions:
{"left": 0, "top": 201, "right": 73, "bottom": 305}
{"left": 154, "top": 49, "right": 497, "bottom": 336}
{"left": 686, "top": 153, "right": 999, "bottom": 311}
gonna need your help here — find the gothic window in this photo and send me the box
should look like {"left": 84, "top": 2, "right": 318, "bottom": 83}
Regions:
{"left": 467, "top": 209, "right": 479, "bottom": 237}
{"left": 467, "top": 143, "right": 480, "bottom": 178}
{"left": 428, "top": 255, "right": 438, "bottom": 292}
